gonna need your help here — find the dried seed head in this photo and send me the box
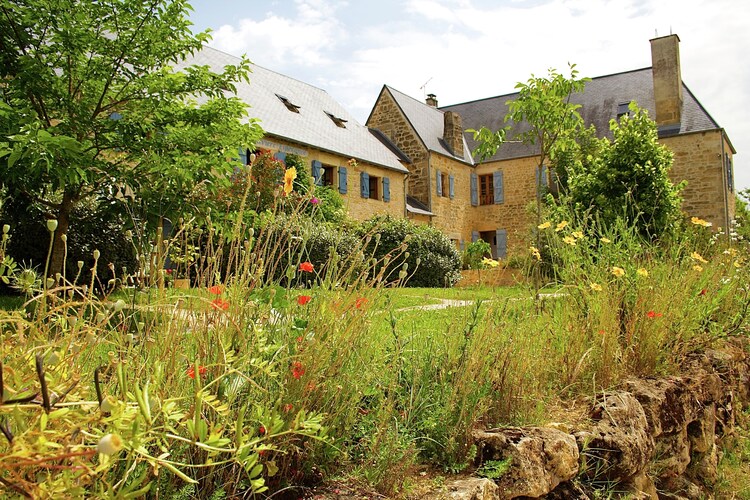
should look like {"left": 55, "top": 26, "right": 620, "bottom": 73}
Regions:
{"left": 113, "top": 299, "right": 126, "bottom": 312}
{"left": 46, "top": 219, "right": 58, "bottom": 232}
{"left": 60, "top": 234, "right": 67, "bottom": 243}
{"left": 2, "top": 224, "right": 9, "bottom": 234}
{"left": 93, "top": 249, "right": 100, "bottom": 260}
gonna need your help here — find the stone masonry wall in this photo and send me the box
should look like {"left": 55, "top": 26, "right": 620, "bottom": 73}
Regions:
{"left": 366, "top": 90, "right": 431, "bottom": 207}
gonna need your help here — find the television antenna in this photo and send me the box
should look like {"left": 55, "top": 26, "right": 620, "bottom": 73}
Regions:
{"left": 420, "top": 77, "right": 433, "bottom": 98}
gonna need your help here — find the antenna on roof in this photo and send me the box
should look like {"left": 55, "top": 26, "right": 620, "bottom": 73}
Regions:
{"left": 670, "top": 26, "right": 673, "bottom": 35}
{"left": 420, "top": 77, "right": 433, "bottom": 98}
{"left": 655, "top": 28, "right": 658, "bottom": 37}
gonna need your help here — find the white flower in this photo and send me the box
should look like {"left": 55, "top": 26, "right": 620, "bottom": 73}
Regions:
{"left": 97, "top": 434, "right": 123, "bottom": 455}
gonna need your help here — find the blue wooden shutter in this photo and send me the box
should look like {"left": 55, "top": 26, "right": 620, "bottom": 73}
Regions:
{"left": 274, "top": 152, "right": 286, "bottom": 164}
{"left": 312, "top": 160, "right": 322, "bottom": 185}
{"left": 470, "top": 172, "right": 478, "bottom": 206}
{"left": 449, "top": 175, "right": 455, "bottom": 199}
{"left": 493, "top": 171, "right": 504, "bottom": 204}
{"left": 338, "top": 166, "right": 347, "bottom": 194}
{"left": 472, "top": 231, "right": 479, "bottom": 243}
{"left": 496, "top": 229, "right": 507, "bottom": 259}
{"left": 360, "top": 172, "right": 370, "bottom": 198}
{"left": 436, "top": 170, "right": 443, "bottom": 197}
{"left": 541, "top": 165, "right": 549, "bottom": 188}
{"left": 383, "top": 177, "right": 390, "bottom": 202}
{"left": 460, "top": 240, "right": 465, "bottom": 251}
{"left": 238, "top": 147, "right": 248, "bottom": 166}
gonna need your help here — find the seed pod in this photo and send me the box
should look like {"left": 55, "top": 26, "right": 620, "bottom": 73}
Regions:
{"left": 93, "top": 249, "right": 101, "bottom": 260}
{"left": 97, "top": 434, "right": 123, "bottom": 455}
{"left": 46, "top": 219, "right": 58, "bottom": 232}
{"left": 2, "top": 224, "right": 9, "bottom": 234}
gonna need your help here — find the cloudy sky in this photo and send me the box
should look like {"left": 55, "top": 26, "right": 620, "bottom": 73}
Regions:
{"left": 188, "top": 0, "right": 750, "bottom": 192}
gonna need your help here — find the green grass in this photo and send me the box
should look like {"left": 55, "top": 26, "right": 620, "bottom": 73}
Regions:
{"left": 0, "top": 294, "right": 24, "bottom": 310}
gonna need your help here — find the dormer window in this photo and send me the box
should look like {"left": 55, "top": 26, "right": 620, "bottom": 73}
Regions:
{"left": 617, "top": 102, "right": 630, "bottom": 119}
{"left": 325, "top": 111, "right": 347, "bottom": 128}
{"left": 276, "top": 94, "right": 300, "bottom": 113}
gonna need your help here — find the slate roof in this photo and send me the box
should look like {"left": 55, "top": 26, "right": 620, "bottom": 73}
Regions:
{"left": 180, "top": 46, "right": 409, "bottom": 174}
{"left": 378, "top": 86, "right": 474, "bottom": 164}
{"left": 440, "top": 67, "right": 725, "bottom": 163}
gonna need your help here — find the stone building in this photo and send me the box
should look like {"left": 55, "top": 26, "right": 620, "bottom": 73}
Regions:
{"left": 186, "top": 46, "right": 410, "bottom": 221}
{"left": 367, "top": 34, "right": 737, "bottom": 258}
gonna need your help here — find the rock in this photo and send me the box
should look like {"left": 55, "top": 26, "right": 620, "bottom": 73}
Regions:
{"left": 686, "top": 442, "right": 719, "bottom": 487}
{"left": 686, "top": 405, "right": 715, "bottom": 454}
{"left": 425, "top": 478, "right": 500, "bottom": 500}
{"left": 652, "top": 429, "right": 691, "bottom": 478}
{"left": 473, "top": 426, "right": 579, "bottom": 499}
{"left": 574, "top": 391, "right": 654, "bottom": 481}
{"left": 657, "top": 476, "right": 710, "bottom": 500}
{"left": 624, "top": 471, "right": 658, "bottom": 499}
{"left": 540, "top": 480, "right": 590, "bottom": 499}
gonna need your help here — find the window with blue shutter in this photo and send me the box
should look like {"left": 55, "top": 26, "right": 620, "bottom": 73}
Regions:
{"left": 274, "top": 152, "right": 286, "bottom": 164}
{"left": 472, "top": 231, "right": 479, "bottom": 243}
{"left": 338, "top": 166, "right": 347, "bottom": 194}
{"left": 312, "top": 160, "right": 322, "bottom": 185}
{"left": 470, "top": 173, "right": 478, "bottom": 206}
{"left": 436, "top": 170, "right": 443, "bottom": 197}
{"left": 238, "top": 147, "right": 248, "bottom": 166}
{"left": 542, "top": 165, "right": 549, "bottom": 188}
{"left": 383, "top": 177, "right": 390, "bottom": 202}
{"left": 360, "top": 172, "right": 370, "bottom": 198}
{"left": 496, "top": 229, "right": 507, "bottom": 259}
{"left": 449, "top": 175, "right": 455, "bottom": 199}
{"left": 726, "top": 153, "right": 734, "bottom": 192}
{"left": 493, "top": 171, "right": 504, "bottom": 204}
{"left": 460, "top": 240, "right": 465, "bottom": 251}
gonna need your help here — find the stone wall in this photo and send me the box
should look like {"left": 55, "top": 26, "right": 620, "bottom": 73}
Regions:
{"left": 366, "top": 89, "right": 431, "bottom": 206}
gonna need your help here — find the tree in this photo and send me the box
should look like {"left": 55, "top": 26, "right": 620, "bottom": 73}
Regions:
{"left": 564, "top": 103, "right": 683, "bottom": 239}
{"left": 0, "top": 0, "right": 262, "bottom": 278}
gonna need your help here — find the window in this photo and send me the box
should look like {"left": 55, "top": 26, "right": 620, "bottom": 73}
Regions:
{"left": 617, "top": 102, "right": 630, "bottom": 119}
{"left": 325, "top": 111, "right": 347, "bottom": 128}
{"left": 441, "top": 173, "right": 448, "bottom": 197}
{"left": 479, "top": 174, "right": 494, "bottom": 205}
{"left": 276, "top": 94, "right": 300, "bottom": 113}
{"left": 369, "top": 175, "right": 380, "bottom": 200}
{"left": 323, "top": 165, "right": 335, "bottom": 187}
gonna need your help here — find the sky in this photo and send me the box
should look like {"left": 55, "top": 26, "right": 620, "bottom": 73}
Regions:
{"left": 188, "top": 0, "right": 750, "bottom": 192}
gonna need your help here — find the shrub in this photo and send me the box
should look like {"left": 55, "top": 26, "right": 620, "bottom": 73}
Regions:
{"left": 462, "top": 239, "right": 491, "bottom": 270}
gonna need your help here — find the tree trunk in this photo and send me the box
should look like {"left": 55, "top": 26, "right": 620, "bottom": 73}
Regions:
{"left": 48, "top": 191, "right": 76, "bottom": 280}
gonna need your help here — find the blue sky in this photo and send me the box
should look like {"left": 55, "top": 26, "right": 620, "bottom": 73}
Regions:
{"left": 188, "top": 0, "right": 750, "bottom": 192}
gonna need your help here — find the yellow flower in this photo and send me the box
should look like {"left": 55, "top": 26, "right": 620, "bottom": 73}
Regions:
{"left": 734, "top": 261, "right": 742, "bottom": 268}
{"left": 572, "top": 231, "right": 584, "bottom": 239}
{"left": 690, "top": 251, "right": 708, "bottom": 264}
{"left": 611, "top": 266, "right": 625, "bottom": 278}
{"left": 693, "top": 264, "right": 704, "bottom": 272}
{"left": 283, "top": 167, "right": 297, "bottom": 196}
{"left": 563, "top": 235, "right": 576, "bottom": 246}
{"left": 555, "top": 220, "right": 568, "bottom": 232}
{"left": 482, "top": 257, "right": 500, "bottom": 268}
{"left": 600, "top": 237, "right": 611, "bottom": 244}
{"left": 537, "top": 221, "right": 551, "bottom": 230}
{"left": 590, "top": 283, "right": 603, "bottom": 292}
{"left": 690, "top": 216, "right": 712, "bottom": 228}
{"left": 529, "top": 246, "right": 541, "bottom": 261}
{"left": 636, "top": 268, "right": 649, "bottom": 277}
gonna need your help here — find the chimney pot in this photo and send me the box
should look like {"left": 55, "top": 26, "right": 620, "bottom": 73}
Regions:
{"left": 650, "top": 34, "right": 683, "bottom": 131}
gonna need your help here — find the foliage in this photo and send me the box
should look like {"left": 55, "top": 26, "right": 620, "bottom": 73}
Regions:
{"left": 462, "top": 240, "right": 492, "bottom": 270}
{"left": 562, "top": 103, "right": 684, "bottom": 240}
{"left": 357, "top": 215, "right": 462, "bottom": 288}
{"left": 0, "top": 0, "right": 262, "bottom": 278}
{"left": 476, "top": 458, "right": 512, "bottom": 479}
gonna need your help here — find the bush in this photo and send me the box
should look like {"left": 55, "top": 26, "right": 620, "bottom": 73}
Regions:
{"left": 358, "top": 215, "right": 461, "bottom": 288}
{"left": 462, "top": 240, "right": 491, "bottom": 270}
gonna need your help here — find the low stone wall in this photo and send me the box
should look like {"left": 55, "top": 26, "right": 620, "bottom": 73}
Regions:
{"left": 429, "top": 338, "right": 750, "bottom": 499}
{"left": 456, "top": 268, "right": 524, "bottom": 288}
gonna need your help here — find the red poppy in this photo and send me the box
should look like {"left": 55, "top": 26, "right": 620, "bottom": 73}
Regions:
{"left": 646, "top": 311, "right": 663, "bottom": 319}
{"left": 166, "top": 268, "right": 173, "bottom": 275}
{"left": 283, "top": 403, "right": 293, "bottom": 413}
{"left": 297, "top": 295, "right": 312, "bottom": 305}
{"left": 187, "top": 365, "right": 207, "bottom": 379}
{"left": 355, "top": 297, "right": 368, "bottom": 309}
{"left": 259, "top": 425, "right": 266, "bottom": 435}
{"left": 299, "top": 262, "right": 314, "bottom": 273}
{"left": 598, "top": 329, "right": 606, "bottom": 335}
{"left": 208, "top": 285, "right": 223, "bottom": 295}
{"left": 211, "top": 298, "right": 229, "bottom": 311}
{"left": 296, "top": 336, "right": 304, "bottom": 344}
{"left": 291, "top": 361, "right": 305, "bottom": 380}
{"left": 699, "top": 289, "right": 707, "bottom": 296}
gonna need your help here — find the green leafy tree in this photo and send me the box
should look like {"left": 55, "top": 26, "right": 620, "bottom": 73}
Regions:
{"left": 564, "top": 103, "right": 683, "bottom": 239}
{"left": 0, "top": 0, "right": 262, "bottom": 278}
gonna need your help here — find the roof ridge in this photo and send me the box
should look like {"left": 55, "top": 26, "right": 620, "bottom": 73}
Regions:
{"left": 385, "top": 85, "right": 444, "bottom": 114}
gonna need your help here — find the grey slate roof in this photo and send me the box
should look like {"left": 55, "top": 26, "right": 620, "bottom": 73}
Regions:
{"left": 381, "top": 86, "right": 474, "bottom": 164}
{"left": 440, "top": 68, "right": 723, "bottom": 163}
{"left": 181, "top": 46, "right": 409, "bottom": 174}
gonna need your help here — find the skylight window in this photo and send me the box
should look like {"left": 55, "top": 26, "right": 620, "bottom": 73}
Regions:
{"left": 276, "top": 94, "right": 300, "bottom": 113}
{"left": 325, "top": 111, "right": 347, "bottom": 128}
{"left": 617, "top": 102, "right": 630, "bottom": 119}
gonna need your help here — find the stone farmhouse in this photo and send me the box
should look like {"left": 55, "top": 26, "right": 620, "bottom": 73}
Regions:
{"left": 191, "top": 34, "right": 736, "bottom": 259}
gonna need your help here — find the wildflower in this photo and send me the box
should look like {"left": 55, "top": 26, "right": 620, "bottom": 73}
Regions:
{"left": 611, "top": 267, "right": 625, "bottom": 278}
{"left": 97, "top": 434, "right": 123, "bottom": 455}
{"left": 690, "top": 251, "right": 708, "bottom": 264}
{"left": 296, "top": 336, "right": 304, "bottom": 343}
{"left": 291, "top": 361, "right": 305, "bottom": 379}
{"left": 187, "top": 365, "right": 208, "bottom": 379}
{"left": 600, "top": 237, "right": 611, "bottom": 244}
{"left": 482, "top": 257, "right": 500, "bottom": 268}
{"left": 355, "top": 297, "right": 368, "bottom": 309}
{"left": 283, "top": 167, "right": 297, "bottom": 196}
{"left": 563, "top": 235, "right": 576, "bottom": 246}
{"left": 636, "top": 268, "right": 649, "bottom": 277}
{"left": 699, "top": 288, "right": 707, "bottom": 296}
{"left": 208, "top": 285, "right": 223, "bottom": 295}
{"left": 166, "top": 268, "right": 173, "bottom": 275}
{"left": 572, "top": 231, "right": 584, "bottom": 239}
{"left": 310, "top": 197, "right": 320, "bottom": 205}
{"left": 347, "top": 158, "right": 358, "bottom": 169}
{"left": 537, "top": 221, "right": 551, "bottom": 230}
{"left": 590, "top": 283, "right": 603, "bottom": 292}
{"left": 211, "top": 298, "right": 229, "bottom": 311}
{"left": 259, "top": 425, "right": 266, "bottom": 435}
{"left": 529, "top": 246, "right": 541, "bottom": 261}
{"left": 297, "top": 295, "right": 312, "bottom": 305}
{"left": 598, "top": 329, "right": 606, "bottom": 336}
{"left": 691, "top": 216, "right": 713, "bottom": 227}
{"left": 693, "top": 265, "right": 704, "bottom": 272}
{"left": 646, "top": 311, "right": 663, "bottom": 319}
{"left": 299, "top": 261, "right": 314, "bottom": 273}
{"left": 283, "top": 403, "right": 294, "bottom": 412}
{"left": 555, "top": 220, "right": 568, "bottom": 232}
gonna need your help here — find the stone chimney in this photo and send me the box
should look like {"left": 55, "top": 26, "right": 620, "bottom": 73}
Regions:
{"left": 443, "top": 111, "right": 464, "bottom": 158}
{"left": 650, "top": 34, "right": 683, "bottom": 131}
{"left": 426, "top": 93, "right": 438, "bottom": 107}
